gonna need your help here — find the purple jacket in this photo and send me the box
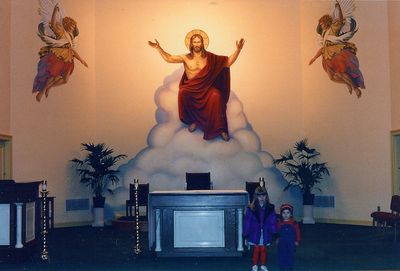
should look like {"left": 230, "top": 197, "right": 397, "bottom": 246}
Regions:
{"left": 243, "top": 203, "right": 277, "bottom": 245}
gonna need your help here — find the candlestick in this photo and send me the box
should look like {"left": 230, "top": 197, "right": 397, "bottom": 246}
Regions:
{"left": 133, "top": 179, "right": 141, "bottom": 255}
{"left": 40, "top": 179, "right": 49, "bottom": 261}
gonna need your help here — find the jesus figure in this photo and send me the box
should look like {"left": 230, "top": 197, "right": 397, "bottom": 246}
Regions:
{"left": 148, "top": 29, "right": 244, "bottom": 141}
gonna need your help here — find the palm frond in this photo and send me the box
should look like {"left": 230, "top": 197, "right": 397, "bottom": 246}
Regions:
{"left": 273, "top": 139, "right": 329, "bottom": 195}
{"left": 71, "top": 143, "right": 126, "bottom": 198}
{"left": 273, "top": 150, "right": 293, "bottom": 165}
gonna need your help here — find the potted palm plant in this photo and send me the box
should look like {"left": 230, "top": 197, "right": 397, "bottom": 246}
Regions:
{"left": 273, "top": 138, "right": 330, "bottom": 224}
{"left": 71, "top": 143, "right": 126, "bottom": 227}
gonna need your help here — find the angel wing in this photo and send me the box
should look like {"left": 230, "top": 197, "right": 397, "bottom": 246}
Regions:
{"left": 37, "top": 23, "right": 71, "bottom": 48}
{"left": 331, "top": 0, "right": 357, "bottom": 35}
{"left": 38, "top": 0, "right": 66, "bottom": 37}
{"left": 325, "top": 28, "right": 358, "bottom": 44}
{"left": 332, "top": 0, "right": 355, "bottom": 20}
{"left": 37, "top": 0, "right": 79, "bottom": 48}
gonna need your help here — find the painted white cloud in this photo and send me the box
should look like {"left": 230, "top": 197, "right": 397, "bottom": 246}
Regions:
{"left": 106, "top": 68, "right": 301, "bottom": 219}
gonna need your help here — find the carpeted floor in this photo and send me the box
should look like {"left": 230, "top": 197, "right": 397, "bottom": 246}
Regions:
{"left": 1, "top": 223, "right": 399, "bottom": 271}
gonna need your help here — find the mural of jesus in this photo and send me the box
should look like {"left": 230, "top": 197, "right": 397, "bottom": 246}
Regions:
{"left": 148, "top": 29, "right": 244, "bottom": 141}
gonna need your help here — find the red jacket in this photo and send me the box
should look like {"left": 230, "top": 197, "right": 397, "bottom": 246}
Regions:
{"left": 277, "top": 219, "right": 301, "bottom": 244}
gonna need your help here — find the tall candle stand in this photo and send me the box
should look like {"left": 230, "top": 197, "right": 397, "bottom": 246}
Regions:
{"left": 259, "top": 177, "right": 265, "bottom": 188}
{"left": 133, "top": 179, "right": 141, "bottom": 255}
{"left": 40, "top": 180, "right": 49, "bottom": 261}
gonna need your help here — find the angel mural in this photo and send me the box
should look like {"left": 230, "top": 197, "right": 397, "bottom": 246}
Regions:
{"left": 309, "top": 0, "right": 365, "bottom": 98}
{"left": 32, "top": 0, "right": 88, "bottom": 102}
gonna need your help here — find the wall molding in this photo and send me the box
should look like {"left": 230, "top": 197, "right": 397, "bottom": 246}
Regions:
{"left": 54, "top": 221, "right": 92, "bottom": 228}
{"left": 315, "top": 218, "right": 371, "bottom": 226}
{"left": 53, "top": 217, "right": 372, "bottom": 228}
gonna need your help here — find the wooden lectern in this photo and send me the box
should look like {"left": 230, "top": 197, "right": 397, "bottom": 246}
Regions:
{"left": 0, "top": 180, "right": 41, "bottom": 262}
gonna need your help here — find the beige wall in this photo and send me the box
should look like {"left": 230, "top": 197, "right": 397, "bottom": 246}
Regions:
{"left": 2, "top": 0, "right": 396, "bottom": 225}
{"left": 10, "top": 0, "right": 96, "bottom": 224}
{"left": 301, "top": 1, "right": 392, "bottom": 222}
{"left": 0, "top": 0, "right": 11, "bottom": 134}
{"left": 94, "top": 0, "right": 303, "bottom": 158}
{"left": 389, "top": 2, "right": 400, "bottom": 130}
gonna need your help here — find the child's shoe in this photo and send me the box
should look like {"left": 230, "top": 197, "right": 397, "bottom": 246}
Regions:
{"left": 252, "top": 265, "right": 258, "bottom": 271}
{"left": 260, "top": 266, "right": 268, "bottom": 271}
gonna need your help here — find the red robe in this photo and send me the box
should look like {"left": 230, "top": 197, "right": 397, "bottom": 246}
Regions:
{"left": 178, "top": 52, "right": 230, "bottom": 140}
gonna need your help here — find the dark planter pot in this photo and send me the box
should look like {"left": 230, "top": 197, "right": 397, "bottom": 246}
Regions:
{"left": 303, "top": 193, "right": 315, "bottom": 205}
{"left": 93, "top": 196, "right": 105, "bottom": 208}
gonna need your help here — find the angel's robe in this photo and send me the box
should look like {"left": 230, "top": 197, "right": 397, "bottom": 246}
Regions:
{"left": 33, "top": 22, "right": 75, "bottom": 93}
{"left": 321, "top": 20, "right": 365, "bottom": 89}
{"left": 178, "top": 52, "right": 230, "bottom": 140}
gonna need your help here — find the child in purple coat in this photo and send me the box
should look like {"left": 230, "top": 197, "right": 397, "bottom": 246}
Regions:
{"left": 243, "top": 186, "right": 277, "bottom": 271}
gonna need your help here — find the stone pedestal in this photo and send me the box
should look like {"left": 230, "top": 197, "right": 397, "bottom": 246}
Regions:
{"left": 92, "top": 208, "right": 104, "bottom": 227}
{"left": 302, "top": 204, "right": 315, "bottom": 224}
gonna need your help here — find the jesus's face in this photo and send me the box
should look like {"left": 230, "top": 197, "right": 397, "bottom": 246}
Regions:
{"left": 191, "top": 36, "right": 203, "bottom": 53}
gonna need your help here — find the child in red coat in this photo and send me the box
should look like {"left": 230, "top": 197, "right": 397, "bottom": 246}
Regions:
{"left": 276, "top": 204, "right": 301, "bottom": 271}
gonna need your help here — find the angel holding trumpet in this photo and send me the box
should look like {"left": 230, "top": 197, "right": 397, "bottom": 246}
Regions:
{"left": 309, "top": 0, "right": 365, "bottom": 98}
{"left": 32, "top": 0, "right": 88, "bottom": 102}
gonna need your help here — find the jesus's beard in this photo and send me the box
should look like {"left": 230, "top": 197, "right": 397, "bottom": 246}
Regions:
{"left": 193, "top": 46, "right": 202, "bottom": 53}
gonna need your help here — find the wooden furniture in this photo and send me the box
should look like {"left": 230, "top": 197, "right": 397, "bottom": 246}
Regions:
{"left": 185, "top": 172, "right": 212, "bottom": 190}
{"left": 148, "top": 190, "right": 248, "bottom": 257}
{"left": 370, "top": 195, "right": 400, "bottom": 241}
{"left": 0, "top": 180, "right": 41, "bottom": 262}
{"left": 126, "top": 183, "right": 149, "bottom": 221}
